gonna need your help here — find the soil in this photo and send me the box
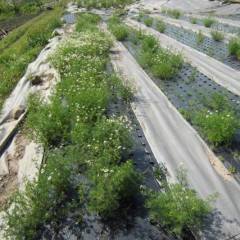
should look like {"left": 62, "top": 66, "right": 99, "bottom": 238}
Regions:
{"left": 0, "top": 132, "right": 31, "bottom": 209}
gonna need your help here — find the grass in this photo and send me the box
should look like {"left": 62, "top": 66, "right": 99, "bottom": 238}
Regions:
{"left": 156, "top": 19, "right": 166, "bottom": 33}
{"left": 77, "top": 0, "right": 137, "bottom": 9}
{"left": 190, "top": 17, "right": 197, "bottom": 24}
{"left": 165, "top": 8, "right": 181, "bottom": 19}
{"left": 211, "top": 30, "right": 224, "bottom": 42}
{"left": 193, "top": 93, "right": 239, "bottom": 146}
{"left": 203, "top": 17, "right": 215, "bottom": 28}
{"left": 228, "top": 36, "right": 240, "bottom": 59}
{"left": 0, "top": 2, "right": 65, "bottom": 110}
{"left": 144, "top": 17, "right": 153, "bottom": 27}
{"left": 108, "top": 24, "right": 129, "bottom": 41}
{"left": 137, "top": 34, "right": 182, "bottom": 80}
{"left": 196, "top": 31, "right": 205, "bottom": 44}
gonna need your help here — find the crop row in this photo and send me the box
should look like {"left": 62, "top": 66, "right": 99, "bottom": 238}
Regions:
{"left": 108, "top": 18, "right": 240, "bottom": 178}
{"left": 108, "top": 14, "right": 217, "bottom": 235}
{"left": 76, "top": 0, "right": 137, "bottom": 9}
{"left": 136, "top": 15, "right": 240, "bottom": 69}
{"left": 159, "top": 8, "right": 240, "bottom": 35}
{"left": 0, "top": 13, "right": 141, "bottom": 240}
{"left": 0, "top": 1, "right": 67, "bottom": 110}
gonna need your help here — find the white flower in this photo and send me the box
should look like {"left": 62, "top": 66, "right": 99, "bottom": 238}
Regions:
{"left": 48, "top": 176, "right": 52, "bottom": 181}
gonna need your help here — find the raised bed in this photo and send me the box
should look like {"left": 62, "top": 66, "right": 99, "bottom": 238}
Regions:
{"left": 122, "top": 27, "right": 240, "bottom": 182}
{"left": 159, "top": 12, "right": 240, "bottom": 34}
{"left": 140, "top": 16, "right": 240, "bottom": 71}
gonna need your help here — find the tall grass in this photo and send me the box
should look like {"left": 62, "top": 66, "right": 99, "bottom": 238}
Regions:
{"left": 0, "top": 3, "right": 65, "bottom": 110}
{"left": 77, "top": 0, "right": 137, "bottom": 9}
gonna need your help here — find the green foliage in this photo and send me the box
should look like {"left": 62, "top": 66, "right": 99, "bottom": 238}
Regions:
{"left": 0, "top": 5, "right": 63, "bottom": 110}
{"left": 193, "top": 108, "right": 239, "bottom": 146}
{"left": 166, "top": 8, "right": 181, "bottom": 19}
{"left": 203, "top": 17, "right": 214, "bottom": 28}
{"left": 146, "top": 166, "right": 217, "bottom": 235}
{"left": 1, "top": 151, "right": 75, "bottom": 240}
{"left": 146, "top": 184, "right": 215, "bottom": 234}
{"left": 193, "top": 93, "right": 239, "bottom": 146}
{"left": 77, "top": 0, "right": 138, "bottom": 9}
{"left": 190, "top": 17, "right": 197, "bottom": 24}
{"left": 87, "top": 161, "right": 140, "bottom": 217}
{"left": 108, "top": 24, "right": 129, "bottom": 41}
{"left": 144, "top": 17, "right": 153, "bottom": 27}
{"left": 75, "top": 12, "right": 101, "bottom": 32}
{"left": 3, "top": 13, "right": 140, "bottom": 240}
{"left": 26, "top": 95, "right": 71, "bottom": 146}
{"left": 196, "top": 30, "right": 205, "bottom": 44}
{"left": 211, "top": 30, "right": 224, "bottom": 42}
{"left": 228, "top": 36, "right": 240, "bottom": 58}
{"left": 156, "top": 19, "right": 166, "bottom": 33}
{"left": 110, "top": 74, "right": 134, "bottom": 102}
{"left": 140, "top": 34, "right": 182, "bottom": 79}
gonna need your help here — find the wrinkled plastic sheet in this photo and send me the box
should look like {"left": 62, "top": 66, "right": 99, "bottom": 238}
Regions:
{"left": 62, "top": 14, "right": 77, "bottom": 24}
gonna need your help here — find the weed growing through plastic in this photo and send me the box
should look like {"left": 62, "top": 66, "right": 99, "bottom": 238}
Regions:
{"left": 144, "top": 17, "right": 153, "bottom": 27}
{"left": 77, "top": 0, "right": 137, "bottom": 9}
{"left": 190, "top": 17, "right": 197, "bottom": 24}
{"left": 211, "top": 30, "right": 224, "bottom": 42}
{"left": 193, "top": 93, "right": 239, "bottom": 146}
{"left": 156, "top": 19, "right": 166, "bottom": 33}
{"left": 139, "top": 34, "right": 182, "bottom": 79}
{"left": 203, "top": 17, "right": 214, "bottom": 28}
{"left": 196, "top": 31, "right": 205, "bottom": 44}
{"left": 228, "top": 36, "right": 240, "bottom": 59}
{"left": 165, "top": 8, "right": 181, "bottom": 19}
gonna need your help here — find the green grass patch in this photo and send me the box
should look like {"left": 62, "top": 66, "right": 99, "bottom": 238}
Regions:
{"left": 77, "top": 0, "right": 138, "bottom": 9}
{"left": 156, "top": 19, "right": 166, "bottom": 33}
{"left": 203, "top": 17, "right": 215, "bottom": 28}
{"left": 193, "top": 93, "right": 239, "bottom": 146}
{"left": 211, "top": 30, "right": 224, "bottom": 42}
{"left": 228, "top": 36, "right": 240, "bottom": 59}
{"left": 0, "top": 4, "right": 64, "bottom": 110}
{"left": 164, "top": 8, "right": 181, "bottom": 19}
{"left": 139, "top": 34, "right": 182, "bottom": 79}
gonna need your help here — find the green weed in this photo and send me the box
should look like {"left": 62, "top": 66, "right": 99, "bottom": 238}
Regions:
{"left": 156, "top": 19, "right": 166, "bottom": 33}
{"left": 203, "top": 17, "right": 214, "bottom": 28}
{"left": 211, "top": 30, "right": 224, "bottom": 42}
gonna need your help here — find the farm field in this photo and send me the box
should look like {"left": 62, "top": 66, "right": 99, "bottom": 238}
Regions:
{"left": 0, "top": 0, "right": 240, "bottom": 239}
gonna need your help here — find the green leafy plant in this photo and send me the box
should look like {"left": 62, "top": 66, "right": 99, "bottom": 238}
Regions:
{"left": 0, "top": 4, "right": 63, "bottom": 110}
{"left": 146, "top": 165, "right": 217, "bottom": 235}
{"left": 196, "top": 30, "right": 205, "bottom": 44}
{"left": 193, "top": 109, "right": 239, "bottom": 146}
{"left": 228, "top": 36, "right": 240, "bottom": 59}
{"left": 166, "top": 8, "right": 181, "bottom": 19}
{"left": 156, "top": 19, "right": 166, "bottom": 33}
{"left": 211, "top": 30, "right": 224, "bottom": 42}
{"left": 86, "top": 161, "right": 140, "bottom": 217}
{"left": 1, "top": 151, "right": 75, "bottom": 240}
{"left": 140, "top": 34, "right": 182, "bottom": 79}
{"left": 108, "top": 24, "right": 129, "bottom": 41}
{"left": 144, "top": 17, "right": 153, "bottom": 27}
{"left": 203, "top": 17, "right": 214, "bottom": 28}
{"left": 190, "top": 17, "right": 197, "bottom": 24}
